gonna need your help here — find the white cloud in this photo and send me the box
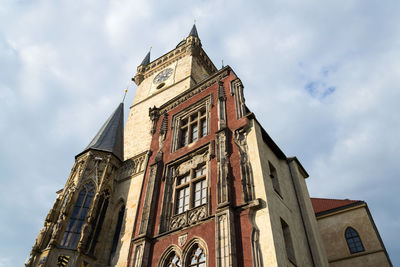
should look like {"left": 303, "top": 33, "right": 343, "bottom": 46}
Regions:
{"left": 1, "top": 0, "right": 399, "bottom": 265}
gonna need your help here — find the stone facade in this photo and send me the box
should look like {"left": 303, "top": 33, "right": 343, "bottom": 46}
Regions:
{"left": 27, "top": 25, "right": 390, "bottom": 267}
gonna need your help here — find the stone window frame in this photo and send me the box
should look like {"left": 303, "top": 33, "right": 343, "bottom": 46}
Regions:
{"left": 159, "top": 147, "right": 210, "bottom": 233}
{"left": 158, "top": 245, "right": 182, "bottom": 267}
{"left": 158, "top": 238, "right": 208, "bottom": 267}
{"left": 171, "top": 96, "right": 211, "bottom": 152}
{"left": 345, "top": 227, "right": 365, "bottom": 254}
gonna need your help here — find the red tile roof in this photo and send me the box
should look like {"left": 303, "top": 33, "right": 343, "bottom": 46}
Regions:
{"left": 311, "top": 197, "right": 362, "bottom": 214}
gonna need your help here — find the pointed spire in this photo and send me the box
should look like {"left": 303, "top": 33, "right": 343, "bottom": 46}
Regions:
{"left": 140, "top": 51, "right": 150, "bottom": 66}
{"left": 188, "top": 24, "right": 199, "bottom": 38}
{"left": 78, "top": 103, "right": 124, "bottom": 161}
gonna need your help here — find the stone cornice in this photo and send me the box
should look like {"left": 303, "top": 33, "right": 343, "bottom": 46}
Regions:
{"left": 159, "top": 66, "right": 231, "bottom": 114}
{"left": 135, "top": 37, "right": 217, "bottom": 82}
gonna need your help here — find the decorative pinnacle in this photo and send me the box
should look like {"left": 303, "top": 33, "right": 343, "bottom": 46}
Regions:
{"left": 122, "top": 87, "right": 128, "bottom": 103}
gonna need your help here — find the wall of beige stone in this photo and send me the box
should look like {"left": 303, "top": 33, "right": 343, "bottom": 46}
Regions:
{"left": 245, "top": 121, "right": 278, "bottom": 266}
{"left": 330, "top": 251, "right": 389, "bottom": 267}
{"left": 246, "top": 120, "right": 318, "bottom": 267}
{"left": 288, "top": 159, "right": 329, "bottom": 266}
{"left": 316, "top": 206, "right": 391, "bottom": 267}
{"left": 112, "top": 172, "right": 147, "bottom": 267}
{"left": 125, "top": 52, "right": 211, "bottom": 160}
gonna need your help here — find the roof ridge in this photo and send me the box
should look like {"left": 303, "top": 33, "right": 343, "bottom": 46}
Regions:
{"left": 311, "top": 197, "right": 362, "bottom": 202}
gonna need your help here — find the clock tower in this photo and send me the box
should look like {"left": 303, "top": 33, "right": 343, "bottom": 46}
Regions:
{"left": 125, "top": 24, "right": 217, "bottom": 159}
{"left": 115, "top": 24, "right": 218, "bottom": 266}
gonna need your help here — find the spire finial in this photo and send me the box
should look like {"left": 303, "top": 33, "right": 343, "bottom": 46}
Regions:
{"left": 122, "top": 87, "right": 128, "bottom": 103}
{"left": 222, "top": 59, "right": 224, "bottom": 68}
{"left": 194, "top": 19, "right": 196, "bottom": 25}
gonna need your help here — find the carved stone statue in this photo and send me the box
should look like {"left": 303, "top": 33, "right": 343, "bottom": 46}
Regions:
{"left": 25, "top": 250, "right": 35, "bottom": 267}
{"left": 77, "top": 218, "right": 92, "bottom": 253}
{"left": 49, "top": 214, "right": 66, "bottom": 247}
{"left": 45, "top": 196, "right": 61, "bottom": 223}
{"left": 32, "top": 222, "right": 51, "bottom": 251}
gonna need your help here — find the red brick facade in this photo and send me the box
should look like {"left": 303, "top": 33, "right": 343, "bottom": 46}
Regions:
{"left": 128, "top": 69, "right": 255, "bottom": 267}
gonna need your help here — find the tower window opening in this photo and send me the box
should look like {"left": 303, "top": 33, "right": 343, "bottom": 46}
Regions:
{"left": 88, "top": 190, "right": 110, "bottom": 255}
{"left": 281, "top": 218, "right": 296, "bottom": 264}
{"left": 109, "top": 204, "right": 125, "bottom": 264}
{"left": 269, "top": 161, "right": 281, "bottom": 197}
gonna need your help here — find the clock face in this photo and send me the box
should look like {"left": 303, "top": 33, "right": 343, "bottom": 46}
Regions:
{"left": 153, "top": 68, "right": 173, "bottom": 85}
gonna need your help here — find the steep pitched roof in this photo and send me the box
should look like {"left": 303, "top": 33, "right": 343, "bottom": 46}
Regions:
{"left": 140, "top": 51, "right": 150, "bottom": 66}
{"left": 77, "top": 103, "right": 124, "bottom": 161}
{"left": 188, "top": 24, "right": 199, "bottom": 38}
{"left": 311, "top": 197, "right": 363, "bottom": 215}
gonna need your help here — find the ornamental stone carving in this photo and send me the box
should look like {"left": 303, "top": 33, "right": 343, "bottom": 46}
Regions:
{"left": 188, "top": 205, "right": 207, "bottom": 225}
{"left": 170, "top": 213, "right": 187, "bottom": 230}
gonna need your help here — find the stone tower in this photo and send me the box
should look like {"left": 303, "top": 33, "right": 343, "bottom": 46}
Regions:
{"left": 28, "top": 25, "right": 330, "bottom": 267}
{"left": 27, "top": 103, "right": 125, "bottom": 266}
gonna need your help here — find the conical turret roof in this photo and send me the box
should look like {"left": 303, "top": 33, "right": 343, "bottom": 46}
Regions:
{"left": 188, "top": 24, "right": 199, "bottom": 38}
{"left": 140, "top": 51, "right": 150, "bottom": 66}
{"left": 77, "top": 103, "right": 124, "bottom": 161}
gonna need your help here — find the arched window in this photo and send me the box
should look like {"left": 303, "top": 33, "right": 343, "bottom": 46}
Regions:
{"left": 188, "top": 245, "right": 206, "bottom": 267}
{"left": 109, "top": 204, "right": 125, "bottom": 263}
{"left": 88, "top": 190, "right": 110, "bottom": 255}
{"left": 345, "top": 227, "right": 364, "bottom": 253}
{"left": 165, "top": 251, "right": 181, "bottom": 267}
{"left": 61, "top": 182, "right": 95, "bottom": 249}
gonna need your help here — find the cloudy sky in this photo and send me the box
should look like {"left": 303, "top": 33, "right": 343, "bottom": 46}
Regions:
{"left": 1, "top": 0, "right": 399, "bottom": 266}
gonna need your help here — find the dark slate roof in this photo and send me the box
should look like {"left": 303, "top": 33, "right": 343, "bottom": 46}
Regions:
{"left": 188, "top": 24, "right": 199, "bottom": 38}
{"left": 140, "top": 51, "right": 150, "bottom": 66}
{"left": 78, "top": 103, "right": 124, "bottom": 161}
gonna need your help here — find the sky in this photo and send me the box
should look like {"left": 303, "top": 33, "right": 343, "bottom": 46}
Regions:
{"left": 1, "top": 0, "right": 399, "bottom": 266}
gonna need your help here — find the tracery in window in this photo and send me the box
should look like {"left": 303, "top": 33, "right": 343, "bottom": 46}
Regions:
{"left": 188, "top": 245, "right": 206, "bottom": 267}
{"left": 175, "top": 165, "right": 207, "bottom": 214}
{"left": 345, "top": 227, "right": 364, "bottom": 253}
{"left": 61, "top": 182, "right": 95, "bottom": 249}
{"left": 165, "top": 252, "right": 182, "bottom": 267}
{"left": 179, "top": 108, "right": 207, "bottom": 148}
{"left": 88, "top": 190, "right": 110, "bottom": 254}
